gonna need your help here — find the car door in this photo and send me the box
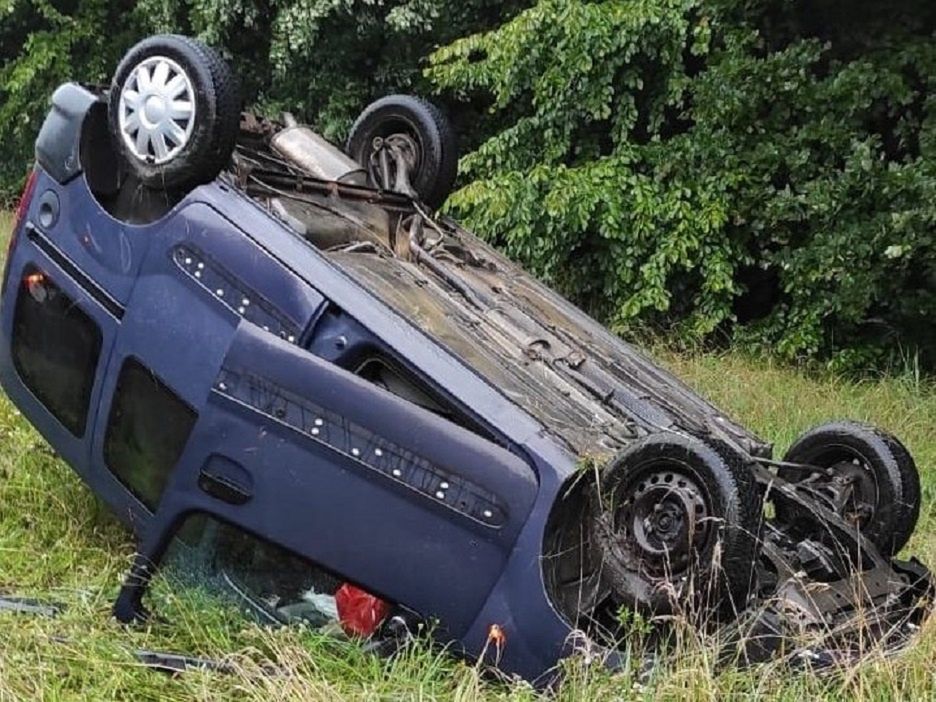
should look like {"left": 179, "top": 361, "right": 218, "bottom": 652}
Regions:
{"left": 88, "top": 200, "right": 327, "bottom": 530}
{"left": 115, "top": 319, "right": 539, "bottom": 638}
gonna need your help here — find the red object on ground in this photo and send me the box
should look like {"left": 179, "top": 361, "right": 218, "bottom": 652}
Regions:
{"left": 335, "top": 583, "right": 391, "bottom": 637}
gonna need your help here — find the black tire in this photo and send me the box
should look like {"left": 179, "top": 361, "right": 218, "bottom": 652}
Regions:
{"left": 591, "top": 434, "right": 759, "bottom": 618}
{"left": 346, "top": 95, "right": 458, "bottom": 208}
{"left": 777, "top": 421, "right": 920, "bottom": 556}
{"left": 108, "top": 34, "right": 241, "bottom": 191}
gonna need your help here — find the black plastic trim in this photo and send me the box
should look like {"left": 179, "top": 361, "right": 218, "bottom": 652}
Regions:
{"left": 35, "top": 82, "right": 100, "bottom": 184}
{"left": 25, "top": 223, "right": 125, "bottom": 320}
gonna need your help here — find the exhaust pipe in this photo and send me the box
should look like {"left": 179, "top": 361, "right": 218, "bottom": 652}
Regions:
{"left": 271, "top": 114, "right": 368, "bottom": 186}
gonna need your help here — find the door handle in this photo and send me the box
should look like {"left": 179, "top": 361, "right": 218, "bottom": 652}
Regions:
{"left": 198, "top": 456, "right": 253, "bottom": 504}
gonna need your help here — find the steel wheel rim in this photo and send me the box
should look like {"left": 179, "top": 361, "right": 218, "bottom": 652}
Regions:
{"left": 610, "top": 461, "right": 712, "bottom": 579}
{"left": 118, "top": 55, "right": 196, "bottom": 165}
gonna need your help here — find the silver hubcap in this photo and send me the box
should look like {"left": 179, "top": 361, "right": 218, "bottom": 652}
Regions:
{"left": 118, "top": 56, "right": 196, "bottom": 165}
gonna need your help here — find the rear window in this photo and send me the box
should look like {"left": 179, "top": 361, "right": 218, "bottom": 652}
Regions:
{"left": 103, "top": 358, "right": 197, "bottom": 510}
{"left": 12, "top": 265, "right": 102, "bottom": 436}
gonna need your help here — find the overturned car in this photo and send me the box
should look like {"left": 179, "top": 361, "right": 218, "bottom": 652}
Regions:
{"left": 0, "top": 34, "right": 930, "bottom": 683}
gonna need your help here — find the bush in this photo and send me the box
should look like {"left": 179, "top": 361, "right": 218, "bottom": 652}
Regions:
{"left": 1, "top": 0, "right": 933, "bottom": 371}
{"left": 0, "top": 0, "right": 140, "bottom": 202}
{"left": 427, "top": 0, "right": 936, "bottom": 371}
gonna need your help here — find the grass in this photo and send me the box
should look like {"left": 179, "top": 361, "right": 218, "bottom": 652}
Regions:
{"left": 1, "top": 210, "right": 935, "bottom": 699}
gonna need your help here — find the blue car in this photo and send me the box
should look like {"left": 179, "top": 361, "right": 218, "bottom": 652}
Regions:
{"left": 1, "top": 34, "right": 930, "bottom": 683}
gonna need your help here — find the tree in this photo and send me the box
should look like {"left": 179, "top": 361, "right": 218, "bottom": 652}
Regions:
{"left": 427, "top": 0, "right": 936, "bottom": 370}
{"left": 2, "top": 0, "right": 933, "bottom": 370}
{"left": 0, "top": 0, "right": 139, "bottom": 199}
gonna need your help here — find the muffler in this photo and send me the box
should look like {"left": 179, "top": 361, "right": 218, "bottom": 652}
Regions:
{"left": 271, "top": 113, "right": 368, "bottom": 185}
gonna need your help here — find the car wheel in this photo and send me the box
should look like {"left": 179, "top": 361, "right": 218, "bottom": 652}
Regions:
{"left": 591, "top": 434, "right": 759, "bottom": 618}
{"left": 776, "top": 421, "right": 920, "bottom": 556}
{"left": 109, "top": 34, "right": 241, "bottom": 191}
{"left": 346, "top": 95, "right": 458, "bottom": 209}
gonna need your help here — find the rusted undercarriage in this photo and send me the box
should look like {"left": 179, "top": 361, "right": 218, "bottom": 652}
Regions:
{"left": 546, "top": 461, "right": 930, "bottom": 670}
{"left": 224, "top": 113, "right": 932, "bottom": 670}
{"left": 234, "top": 113, "right": 770, "bottom": 460}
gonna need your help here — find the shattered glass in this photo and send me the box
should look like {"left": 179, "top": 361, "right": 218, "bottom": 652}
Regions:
{"left": 150, "top": 514, "right": 342, "bottom": 628}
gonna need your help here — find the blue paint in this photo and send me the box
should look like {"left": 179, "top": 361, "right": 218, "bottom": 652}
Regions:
{"left": 1, "top": 111, "right": 582, "bottom": 682}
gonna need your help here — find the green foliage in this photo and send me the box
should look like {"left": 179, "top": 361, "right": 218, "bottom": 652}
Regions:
{"left": 0, "top": 0, "right": 526, "bottom": 202}
{"left": 1, "top": 0, "right": 933, "bottom": 370}
{"left": 615, "top": 604, "right": 653, "bottom": 639}
{"left": 428, "top": 0, "right": 936, "bottom": 371}
{"left": 0, "top": 0, "right": 140, "bottom": 201}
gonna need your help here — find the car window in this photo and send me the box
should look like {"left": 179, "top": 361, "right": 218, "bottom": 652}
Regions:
{"left": 144, "top": 513, "right": 342, "bottom": 627}
{"left": 12, "top": 265, "right": 102, "bottom": 436}
{"left": 103, "top": 358, "right": 197, "bottom": 510}
{"left": 354, "top": 355, "right": 489, "bottom": 437}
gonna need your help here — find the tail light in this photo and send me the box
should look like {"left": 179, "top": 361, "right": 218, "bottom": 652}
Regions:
{"left": 335, "top": 582, "right": 391, "bottom": 637}
{"left": 12, "top": 168, "right": 38, "bottom": 232}
{"left": 24, "top": 270, "right": 49, "bottom": 303}
{"left": 2, "top": 167, "right": 38, "bottom": 292}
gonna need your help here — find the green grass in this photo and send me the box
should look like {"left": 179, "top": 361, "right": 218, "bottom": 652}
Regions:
{"left": 1, "top": 212, "right": 935, "bottom": 699}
